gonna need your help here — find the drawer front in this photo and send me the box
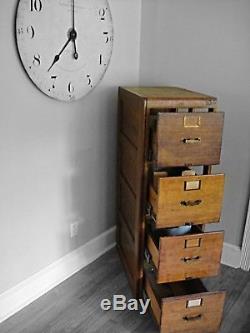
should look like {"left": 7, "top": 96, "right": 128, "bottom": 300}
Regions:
{"left": 150, "top": 174, "right": 225, "bottom": 228}
{"left": 147, "top": 231, "right": 224, "bottom": 283}
{"left": 161, "top": 292, "right": 225, "bottom": 333}
{"left": 154, "top": 112, "right": 224, "bottom": 167}
{"left": 144, "top": 276, "right": 225, "bottom": 333}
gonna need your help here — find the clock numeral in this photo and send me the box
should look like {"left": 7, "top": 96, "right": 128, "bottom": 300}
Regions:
{"left": 48, "top": 76, "right": 57, "bottom": 92}
{"left": 33, "top": 54, "right": 41, "bottom": 67}
{"left": 99, "top": 54, "right": 107, "bottom": 66}
{"left": 51, "top": 76, "right": 57, "bottom": 89}
{"left": 68, "top": 82, "right": 74, "bottom": 94}
{"left": 103, "top": 32, "right": 113, "bottom": 44}
{"left": 86, "top": 74, "right": 92, "bottom": 87}
{"left": 27, "top": 25, "right": 35, "bottom": 39}
{"left": 17, "top": 26, "right": 35, "bottom": 39}
{"left": 99, "top": 8, "right": 107, "bottom": 20}
{"left": 30, "top": 0, "right": 42, "bottom": 12}
{"left": 17, "top": 27, "right": 24, "bottom": 35}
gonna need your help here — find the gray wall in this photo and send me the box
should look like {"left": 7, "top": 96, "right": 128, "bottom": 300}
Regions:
{"left": 140, "top": 0, "right": 250, "bottom": 247}
{"left": 0, "top": 0, "right": 142, "bottom": 294}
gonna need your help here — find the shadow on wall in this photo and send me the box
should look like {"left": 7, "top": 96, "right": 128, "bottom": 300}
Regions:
{"left": 63, "top": 86, "right": 118, "bottom": 251}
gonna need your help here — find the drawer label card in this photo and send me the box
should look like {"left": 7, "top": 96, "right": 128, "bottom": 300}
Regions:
{"left": 187, "top": 298, "right": 202, "bottom": 308}
{"left": 185, "top": 238, "right": 201, "bottom": 248}
{"left": 184, "top": 180, "right": 201, "bottom": 191}
{"left": 184, "top": 115, "right": 201, "bottom": 128}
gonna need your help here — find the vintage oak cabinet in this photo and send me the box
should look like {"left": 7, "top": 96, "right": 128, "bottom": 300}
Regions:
{"left": 116, "top": 87, "right": 225, "bottom": 333}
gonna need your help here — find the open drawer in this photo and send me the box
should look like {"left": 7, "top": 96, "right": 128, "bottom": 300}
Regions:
{"left": 146, "top": 225, "right": 224, "bottom": 283}
{"left": 144, "top": 265, "right": 225, "bottom": 333}
{"left": 149, "top": 170, "right": 225, "bottom": 228}
{"left": 151, "top": 111, "right": 224, "bottom": 167}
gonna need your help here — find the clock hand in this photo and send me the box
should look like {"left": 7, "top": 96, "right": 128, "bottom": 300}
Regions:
{"left": 47, "top": 0, "right": 78, "bottom": 71}
{"left": 73, "top": 39, "right": 78, "bottom": 59}
{"left": 71, "top": 0, "right": 78, "bottom": 60}
{"left": 72, "top": 0, "right": 75, "bottom": 30}
{"left": 47, "top": 36, "right": 71, "bottom": 72}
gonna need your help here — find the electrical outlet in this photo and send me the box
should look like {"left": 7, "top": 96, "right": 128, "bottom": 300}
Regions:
{"left": 70, "top": 222, "right": 79, "bottom": 238}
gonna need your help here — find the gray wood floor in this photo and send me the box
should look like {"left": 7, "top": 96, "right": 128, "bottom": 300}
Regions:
{"left": 1, "top": 248, "right": 250, "bottom": 333}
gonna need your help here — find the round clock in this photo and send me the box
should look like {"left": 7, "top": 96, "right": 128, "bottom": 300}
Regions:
{"left": 16, "top": 0, "right": 113, "bottom": 101}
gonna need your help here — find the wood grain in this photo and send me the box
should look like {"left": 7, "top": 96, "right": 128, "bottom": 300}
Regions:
{"left": 120, "top": 133, "right": 138, "bottom": 194}
{"left": 154, "top": 112, "right": 224, "bottom": 167}
{"left": 147, "top": 234, "right": 160, "bottom": 268}
{"left": 123, "top": 87, "right": 218, "bottom": 109}
{"left": 149, "top": 174, "right": 225, "bottom": 228}
{"left": 145, "top": 266, "right": 226, "bottom": 333}
{"left": 144, "top": 278, "right": 162, "bottom": 326}
{"left": 147, "top": 230, "right": 224, "bottom": 283}
{"left": 161, "top": 293, "right": 225, "bottom": 333}
{"left": 119, "top": 176, "right": 136, "bottom": 238}
{"left": 120, "top": 95, "right": 140, "bottom": 145}
{"left": 119, "top": 214, "right": 136, "bottom": 275}
{"left": 116, "top": 88, "right": 147, "bottom": 297}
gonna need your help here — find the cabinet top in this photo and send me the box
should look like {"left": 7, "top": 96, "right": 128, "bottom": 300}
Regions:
{"left": 120, "top": 87, "right": 217, "bottom": 101}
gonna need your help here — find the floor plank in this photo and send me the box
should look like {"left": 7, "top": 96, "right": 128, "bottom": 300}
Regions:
{"left": 0, "top": 248, "right": 249, "bottom": 333}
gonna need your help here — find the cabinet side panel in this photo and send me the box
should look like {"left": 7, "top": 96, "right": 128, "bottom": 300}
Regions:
{"left": 116, "top": 88, "right": 147, "bottom": 297}
{"left": 119, "top": 176, "right": 136, "bottom": 238}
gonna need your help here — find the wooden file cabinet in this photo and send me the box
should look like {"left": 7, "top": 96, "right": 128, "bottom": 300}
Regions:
{"left": 116, "top": 87, "right": 225, "bottom": 333}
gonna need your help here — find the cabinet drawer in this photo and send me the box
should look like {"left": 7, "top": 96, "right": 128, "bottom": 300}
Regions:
{"left": 152, "top": 112, "right": 224, "bottom": 167}
{"left": 146, "top": 226, "right": 224, "bottom": 283}
{"left": 149, "top": 173, "right": 225, "bottom": 228}
{"left": 144, "top": 267, "right": 225, "bottom": 333}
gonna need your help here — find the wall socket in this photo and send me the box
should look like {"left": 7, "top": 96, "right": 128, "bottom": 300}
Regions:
{"left": 70, "top": 222, "right": 79, "bottom": 238}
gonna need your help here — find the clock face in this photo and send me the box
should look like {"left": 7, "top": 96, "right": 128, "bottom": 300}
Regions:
{"left": 16, "top": 0, "right": 113, "bottom": 101}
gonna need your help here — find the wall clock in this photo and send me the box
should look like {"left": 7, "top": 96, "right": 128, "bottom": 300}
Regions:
{"left": 16, "top": 0, "right": 113, "bottom": 101}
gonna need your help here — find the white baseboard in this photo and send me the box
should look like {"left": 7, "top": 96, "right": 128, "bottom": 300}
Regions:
{"left": 0, "top": 226, "right": 116, "bottom": 324}
{"left": 221, "top": 242, "right": 241, "bottom": 268}
{"left": 240, "top": 200, "right": 250, "bottom": 271}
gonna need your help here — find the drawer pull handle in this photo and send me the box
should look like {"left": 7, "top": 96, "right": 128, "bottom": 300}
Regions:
{"left": 182, "top": 256, "right": 200, "bottom": 263}
{"left": 182, "top": 138, "right": 201, "bottom": 144}
{"left": 183, "top": 314, "right": 202, "bottom": 322}
{"left": 181, "top": 199, "right": 202, "bottom": 207}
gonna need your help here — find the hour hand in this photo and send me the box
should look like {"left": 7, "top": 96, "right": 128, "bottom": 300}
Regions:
{"left": 48, "top": 37, "right": 71, "bottom": 71}
{"left": 73, "top": 39, "right": 78, "bottom": 60}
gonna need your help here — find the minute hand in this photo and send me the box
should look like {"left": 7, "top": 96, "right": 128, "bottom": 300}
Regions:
{"left": 48, "top": 37, "right": 71, "bottom": 72}
{"left": 72, "top": 0, "right": 75, "bottom": 30}
{"left": 71, "top": 0, "right": 78, "bottom": 59}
